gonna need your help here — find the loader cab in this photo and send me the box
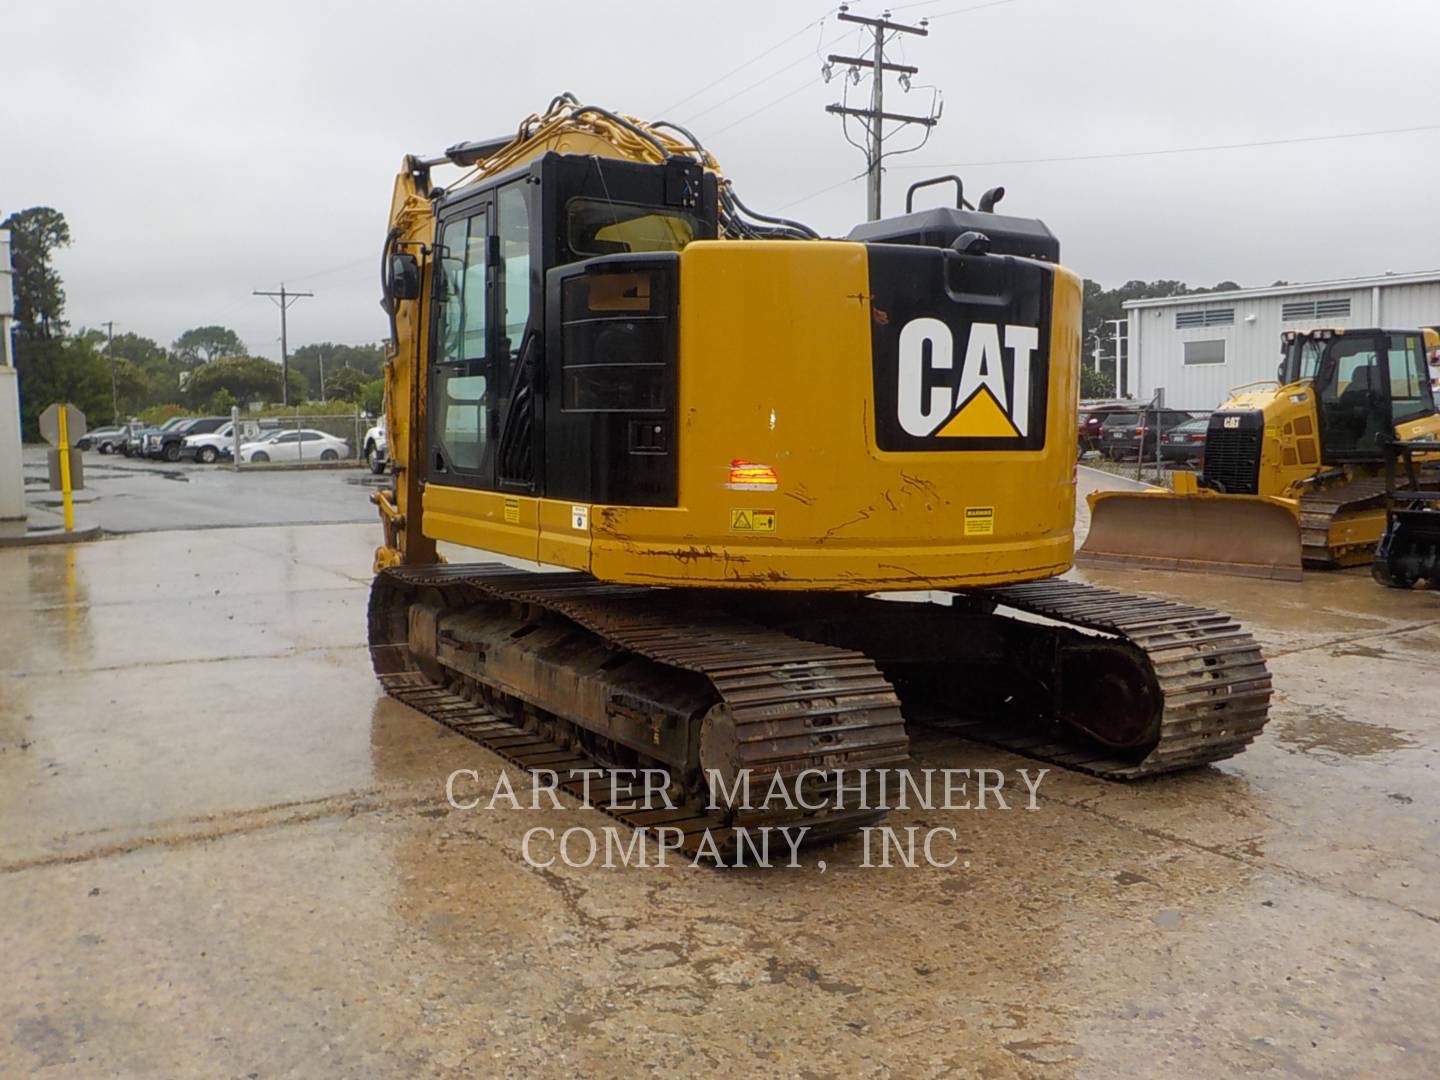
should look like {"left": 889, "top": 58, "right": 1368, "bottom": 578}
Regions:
{"left": 1281, "top": 329, "right": 1435, "bottom": 460}
{"left": 424, "top": 152, "right": 718, "bottom": 504}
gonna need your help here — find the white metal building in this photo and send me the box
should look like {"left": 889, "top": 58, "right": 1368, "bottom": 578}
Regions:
{"left": 1122, "top": 270, "right": 1440, "bottom": 410}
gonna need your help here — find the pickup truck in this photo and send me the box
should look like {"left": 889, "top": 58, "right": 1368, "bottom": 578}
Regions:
{"left": 362, "top": 417, "right": 387, "bottom": 475}
{"left": 148, "top": 416, "right": 230, "bottom": 461}
{"left": 180, "top": 418, "right": 263, "bottom": 463}
{"left": 129, "top": 416, "right": 191, "bottom": 458}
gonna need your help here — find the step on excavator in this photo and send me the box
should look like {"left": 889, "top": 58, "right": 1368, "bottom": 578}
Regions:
{"left": 368, "top": 94, "right": 1272, "bottom": 848}
{"left": 1080, "top": 327, "right": 1440, "bottom": 580}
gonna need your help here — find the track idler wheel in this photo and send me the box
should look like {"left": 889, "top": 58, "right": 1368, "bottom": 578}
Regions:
{"left": 1055, "top": 640, "right": 1163, "bottom": 753}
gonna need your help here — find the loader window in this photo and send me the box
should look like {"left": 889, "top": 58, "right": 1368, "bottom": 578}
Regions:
{"left": 567, "top": 199, "right": 698, "bottom": 256}
{"left": 1388, "top": 335, "right": 1432, "bottom": 423}
{"left": 1317, "top": 338, "right": 1387, "bottom": 456}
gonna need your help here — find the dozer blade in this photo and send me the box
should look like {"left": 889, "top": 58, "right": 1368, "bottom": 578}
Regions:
{"left": 1077, "top": 490, "right": 1303, "bottom": 581}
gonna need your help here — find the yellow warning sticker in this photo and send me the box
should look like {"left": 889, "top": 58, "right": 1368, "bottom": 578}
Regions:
{"left": 730, "top": 508, "right": 777, "bottom": 532}
{"left": 503, "top": 498, "right": 520, "bottom": 525}
{"left": 964, "top": 506, "right": 995, "bottom": 536}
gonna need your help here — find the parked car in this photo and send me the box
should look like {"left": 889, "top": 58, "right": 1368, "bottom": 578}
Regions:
{"left": 1160, "top": 417, "right": 1209, "bottom": 466}
{"left": 180, "top": 419, "right": 263, "bottom": 463}
{"left": 362, "top": 417, "right": 387, "bottom": 475}
{"left": 79, "top": 425, "right": 126, "bottom": 453}
{"left": 120, "top": 421, "right": 149, "bottom": 457}
{"left": 238, "top": 429, "right": 350, "bottom": 464}
{"left": 1078, "top": 402, "right": 1132, "bottom": 457}
{"left": 149, "top": 416, "right": 233, "bottom": 461}
{"left": 1101, "top": 409, "right": 1196, "bottom": 460}
{"left": 133, "top": 416, "right": 194, "bottom": 458}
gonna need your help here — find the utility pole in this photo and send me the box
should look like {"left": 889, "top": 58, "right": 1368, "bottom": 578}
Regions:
{"left": 825, "top": 5, "right": 940, "bottom": 221}
{"left": 102, "top": 320, "right": 119, "bottom": 424}
{"left": 1107, "top": 318, "right": 1128, "bottom": 397}
{"left": 253, "top": 284, "right": 313, "bottom": 406}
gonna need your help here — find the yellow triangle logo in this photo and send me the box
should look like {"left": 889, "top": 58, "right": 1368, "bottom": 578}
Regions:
{"left": 935, "top": 387, "right": 1020, "bottom": 438}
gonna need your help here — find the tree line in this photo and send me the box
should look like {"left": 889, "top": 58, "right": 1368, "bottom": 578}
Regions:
{"left": 7, "top": 204, "right": 1269, "bottom": 435}
{"left": 3, "top": 206, "right": 384, "bottom": 439}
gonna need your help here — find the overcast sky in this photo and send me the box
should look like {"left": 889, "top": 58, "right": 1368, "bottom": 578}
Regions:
{"left": 5, "top": 0, "right": 1438, "bottom": 361}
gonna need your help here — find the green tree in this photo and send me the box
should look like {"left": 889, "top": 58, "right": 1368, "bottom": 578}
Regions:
{"left": 183, "top": 355, "right": 287, "bottom": 407}
{"left": 207, "top": 388, "right": 237, "bottom": 414}
{"left": 173, "top": 325, "right": 245, "bottom": 366}
{"left": 1080, "top": 366, "right": 1115, "bottom": 399}
{"left": 2, "top": 207, "right": 70, "bottom": 341}
{"left": 358, "top": 377, "right": 384, "bottom": 417}
{"left": 290, "top": 342, "right": 384, "bottom": 398}
{"left": 323, "top": 366, "right": 368, "bottom": 402}
{"left": 14, "top": 337, "right": 114, "bottom": 438}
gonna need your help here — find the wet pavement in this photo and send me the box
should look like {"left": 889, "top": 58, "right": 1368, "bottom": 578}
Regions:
{"left": 16, "top": 445, "right": 377, "bottom": 535}
{"left": 2, "top": 488, "right": 1439, "bottom": 1076}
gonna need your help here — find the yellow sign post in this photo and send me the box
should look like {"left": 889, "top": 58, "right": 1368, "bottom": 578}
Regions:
{"left": 40, "top": 402, "right": 85, "bottom": 533}
{"left": 56, "top": 406, "right": 75, "bottom": 532}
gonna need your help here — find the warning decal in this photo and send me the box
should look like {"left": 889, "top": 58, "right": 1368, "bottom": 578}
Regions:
{"left": 963, "top": 506, "right": 995, "bottom": 536}
{"left": 503, "top": 498, "right": 520, "bottom": 525}
{"left": 729, "top": 508, "right": 777, "bottom": 532}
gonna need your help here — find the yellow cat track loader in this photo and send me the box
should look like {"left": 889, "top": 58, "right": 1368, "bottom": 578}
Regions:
{"left": 1080, "top": 328, "right": 1440, "bottom": 580}
{"left": 368, "top": 94, "right": 1271, "bottom": 847}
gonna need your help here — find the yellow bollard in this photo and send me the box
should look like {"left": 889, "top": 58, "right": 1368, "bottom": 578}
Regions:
{"left": 57, "top": 406, "right": 75, "bottom": 532}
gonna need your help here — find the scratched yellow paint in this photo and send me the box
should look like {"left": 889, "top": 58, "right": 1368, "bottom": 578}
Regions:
{"left": 419, "top": 240, "right": 1081, "bottom": 590}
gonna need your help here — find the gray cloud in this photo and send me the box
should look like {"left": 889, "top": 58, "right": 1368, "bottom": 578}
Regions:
{"left": 4, "top": 0, "right": 1437, "bottom": 361}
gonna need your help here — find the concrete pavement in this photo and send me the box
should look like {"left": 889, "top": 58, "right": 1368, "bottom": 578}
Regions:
{"left": 2, "top": 498, "right": 1439, "bottom": 1076}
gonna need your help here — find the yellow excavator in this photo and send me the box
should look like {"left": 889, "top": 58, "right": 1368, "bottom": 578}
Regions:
{"left": 368, "top": 94, "right": 1271, "bottom": 845}
{"left": 1080, "top": 327, "right": 1440, "bottom": 580}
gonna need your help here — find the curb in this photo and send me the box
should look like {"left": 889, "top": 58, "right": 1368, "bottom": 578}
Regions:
{"left": 234, "top": 462, "right": 365, "bottom": 473}
{"left": 0, "top": 524, "right": 104, "bottom": 548}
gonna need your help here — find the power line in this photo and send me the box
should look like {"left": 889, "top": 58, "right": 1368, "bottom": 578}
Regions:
{"left": 923, "top": 0, "right": 1018, "bottom": 20}
{"left": 775, "top": 171, "right": 867, "bottom": 212}
{"left": 658, "top": 7, "right": 836, "bottom": 116}
{"left": 891, "top": 121, "right": 1440, "bottom": 169}
{"left": 707, "top": 74, "right": 825, "bottom": 137}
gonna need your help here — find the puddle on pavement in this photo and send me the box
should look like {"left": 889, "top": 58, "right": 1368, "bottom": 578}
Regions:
{"left": 1272, "top": 707, "right": 1415, "bottom": 760}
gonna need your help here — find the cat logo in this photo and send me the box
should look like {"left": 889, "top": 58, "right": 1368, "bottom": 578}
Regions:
{"left": 896, "top": 318, "right": 1040, "bottom": 439}
{"left": 1223, "top": 416, "right": 1241, "bottom": 429}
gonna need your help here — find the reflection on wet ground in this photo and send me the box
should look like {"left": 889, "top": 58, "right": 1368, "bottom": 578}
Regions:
{"left": 1271, "top": 707, "right": 1416, "bottom": 759}
{"left": 1, "top": 512, "right": 1439, "bottom": 1077}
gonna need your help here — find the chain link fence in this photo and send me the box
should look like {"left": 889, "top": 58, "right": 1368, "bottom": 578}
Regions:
{"left": 230, "top": 409, "right": 372, "bottom": 469}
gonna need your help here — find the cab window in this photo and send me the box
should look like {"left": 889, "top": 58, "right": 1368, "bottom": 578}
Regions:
{"left": 567, "top": 199, "right": 698, "bottom": 256}
{"left": 432, "top": 206, "right": 493, "bottom": 479}
{"left": 1388, "top": 334, "right": 1433, "bottom": 423}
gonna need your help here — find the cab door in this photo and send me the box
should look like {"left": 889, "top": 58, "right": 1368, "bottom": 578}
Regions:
{"left": 1314, "top": 333, "right": 1390, "bottom": 460}
{"left": 1384, "top": 331, "right": 1438, "bottom": 435}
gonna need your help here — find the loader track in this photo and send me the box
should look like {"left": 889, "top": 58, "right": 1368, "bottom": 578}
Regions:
{"left": 1299, "top": 469, "right": 1440, "bottom": 568}
{"left": 370, "top": 564, "right": 908, "bottom": 847}
{"left": 961, "top": 579, "right": 1273, "bottom": 778}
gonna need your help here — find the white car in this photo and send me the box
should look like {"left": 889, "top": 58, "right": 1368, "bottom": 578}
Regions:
{"left": 363, "top": 417, "right": 388, "bottom": 475}
{"left": 238, "top": 429, "right": 351, "bottom": 464}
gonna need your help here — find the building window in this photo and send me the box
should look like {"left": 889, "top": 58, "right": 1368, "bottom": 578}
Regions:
{"left": 1282, "top": 297, "right": 1351, "bottom": 321}
{"left": 1175, "top": 308, "right": 1234, "bottom": 329}
{"left": 1183, "top": 339, "right": 1226, "bottom": 365}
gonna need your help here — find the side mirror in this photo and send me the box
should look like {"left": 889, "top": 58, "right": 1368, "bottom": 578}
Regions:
{"left": 388, "top": 252, "right": 421, "bottom": 301}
